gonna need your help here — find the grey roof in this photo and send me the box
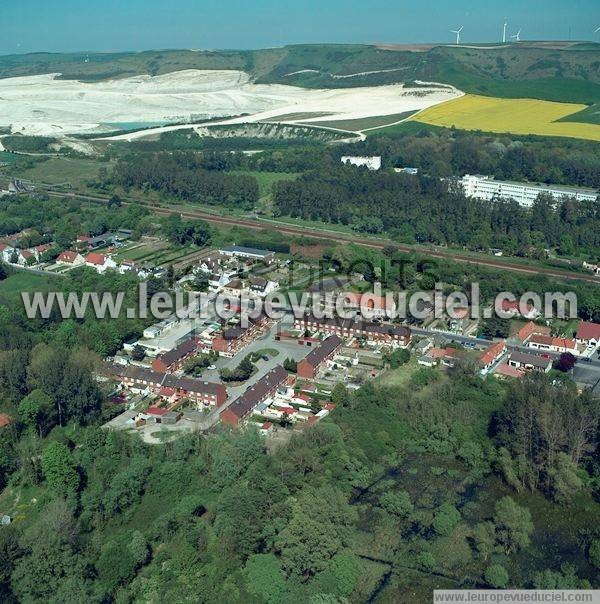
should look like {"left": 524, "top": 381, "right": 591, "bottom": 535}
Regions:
{"left": 155, "top": 337, "right": 198, "bottom": 368}
{"left": 221, "top": 246, "right": 275, "bottom": 257}
{"left": 303, "top": 335, "right": 343, "bottom": 368}
{"left": 227, "top": 365, "right": 288, "bottom": 420}
{"left": 509, "top": 352, "right": 552, "bottom": 369}
{"left": 301, "top": 313, "right": 411, "bottom": 338}
{"left": 104, "top": 364, "right": 225, "bottom": 397}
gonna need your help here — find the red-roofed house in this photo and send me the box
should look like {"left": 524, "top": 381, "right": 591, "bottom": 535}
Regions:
{"left": 260, "top": 422, "right": 274, "bottom": 434}
{"left": 85, "top": 253, "right": 117, "bottom": 273}
{"left": 495, "top": 363, "right": 525, "bottom": 380}
{"left": 512, "top": 321, "right": 551, "bottom": 343}
{"left": 158, "top": 387, "right": 179, "bottom": 404}
{"left": 479, "top": 341, "right": 507, "bottom": 373}
{"left": 576, "top": 321, "right": 600, "bottom": 349}
{"left": 342, "top": 291, "right": 397, "bottom": 319}
{"left": 57, "top": 250, "right": 85, "bottom": 266}
{"left": 31, "top": 244, "right": 52, "bottom": 260}
{"left": 297, "top": 335, "right": 343, "bottom": 379}
{"left": 144, "top": 407, "right": 169, "bottom": 423}
{"left": 498, "top": 299, "right": 539, "bottom": 319}
{"left": 528, "top": 334, "right": 577, "bottom": 355}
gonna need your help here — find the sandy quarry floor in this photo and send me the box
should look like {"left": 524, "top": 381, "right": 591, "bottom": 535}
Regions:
{"left": 0, "top": 69, "right": 462, "bottom": 138}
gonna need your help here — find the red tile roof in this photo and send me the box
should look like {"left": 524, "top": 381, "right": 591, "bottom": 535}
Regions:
{"left": 495, "top": 363, "right": 524, "bottom": 379}
{"left": 57, "top": 251, "right": 79, "bottom": 263}
{"left": 86, "top": 253, "right": 106, "bottom": 266}
{"left": 450, "top": 306, "right": 470, "bottom": 320}
{"left": 261, "top": 422, "right": 273, "bottom": 430}
{"left": 146, "top": 406, "right": 169, "bottom": 416}
{"left": 480, "top": 341, "right": 506, "bottom": 366}
{"left": 500, "top": 299, "right": 534, "bottom": 314}
{"left": 530, "top": 334, "right": 576, "bottom": 349}
{"left": 513, "top": 321, "right": 550, "bottom": 342}
{"left": 577, "top": 321, "right": 600, "bottom": 342}
{"left": 278, "top": 406, "right": 297, "bottom": 415}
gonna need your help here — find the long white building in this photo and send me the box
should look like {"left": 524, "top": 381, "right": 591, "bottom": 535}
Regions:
{"left": 459, "top": 174, "right": 598, "bottom": 207}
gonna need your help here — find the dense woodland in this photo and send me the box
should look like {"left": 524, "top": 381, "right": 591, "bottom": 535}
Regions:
{"left": 356, "top": 130, "right": 600, "bottom": 188}
{"left": 112, "top": 152, "right": 258, "bottom": 209}
{"left": 274, "top": 169, "right": 600, "bottom": 257}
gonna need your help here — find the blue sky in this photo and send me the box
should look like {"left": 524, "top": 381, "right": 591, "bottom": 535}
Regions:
{"left": 1, "top": 0, "right": 598, "bottom": 54}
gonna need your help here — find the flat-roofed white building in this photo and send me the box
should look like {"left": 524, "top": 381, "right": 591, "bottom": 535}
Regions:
{"left": 459, "top": 174, "right": 598, "bottom": 207}
{"left": 341, "top": 156, "right": 382, "bottom": 171}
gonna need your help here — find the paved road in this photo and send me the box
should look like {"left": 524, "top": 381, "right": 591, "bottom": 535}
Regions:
{"left": 412, "top": 325, "right": 600, "bottom": 382}
{"left": 194, "top": 320, "right": 311, "bottom": 430}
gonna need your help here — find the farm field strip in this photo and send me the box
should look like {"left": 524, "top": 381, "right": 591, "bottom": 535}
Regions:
{"left": 410, "top": 94, "right": 600, "bottom": 142}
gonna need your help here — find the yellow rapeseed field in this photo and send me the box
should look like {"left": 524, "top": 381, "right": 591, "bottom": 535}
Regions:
{"left": 411, "top": 94, "right": 600, "bottom": 142}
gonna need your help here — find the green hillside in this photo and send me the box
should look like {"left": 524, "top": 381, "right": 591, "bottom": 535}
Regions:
{"left": 1, "top": 42, "right": 599, "bottom": 105}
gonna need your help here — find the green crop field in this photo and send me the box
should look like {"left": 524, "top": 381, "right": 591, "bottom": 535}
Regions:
{"left": 13, "top": 156, "right": 108, "bottom": 187}
{"left": 558, "top": 102, "right": 600, "bottom": 125}
{"left": 302, "top": 111, "right": 417, "bottom": 132}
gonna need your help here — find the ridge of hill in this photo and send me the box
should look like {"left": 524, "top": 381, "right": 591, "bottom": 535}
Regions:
{"left": 1, "top": 42, "right": 599, "bottom": 104}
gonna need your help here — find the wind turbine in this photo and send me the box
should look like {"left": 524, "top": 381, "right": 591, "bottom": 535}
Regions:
{"left": 502, "top": 19, "right": 508, "bottom": 43}
{"left": 450, "top": 26, "right": 463, "bottom": 45}
{"left": 511, "top": 29, "right": 521, "bottom": 42}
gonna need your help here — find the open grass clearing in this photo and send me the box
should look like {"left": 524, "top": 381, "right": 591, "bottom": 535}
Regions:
{"left": 12, "top": 156, "right": 109, "bottom": 187}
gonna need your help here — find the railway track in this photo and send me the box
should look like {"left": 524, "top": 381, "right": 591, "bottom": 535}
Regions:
{"left": 45, "top": 189, "right": 600, "bottom": 285}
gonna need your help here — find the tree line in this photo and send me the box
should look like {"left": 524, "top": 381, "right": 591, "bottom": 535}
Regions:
{"left": 111, "top": 152, "right": 259, "bottom": 209}
{"left": 273, "top": 167, "right": 600, "bottom": 257}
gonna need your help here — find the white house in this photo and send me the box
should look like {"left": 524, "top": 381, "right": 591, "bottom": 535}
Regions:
{"left": 0, "top": 245, "right": 16, "bottom": 263}
{"left": 576, "top": 321, "right": 600, "bottom": 350}
{"left": 85, "top": 253, "right": 117, "bottom": 274}
{"left": 57, "top": 251, "right": 85, "bottom": 266}
{"left": 248, "top": 277, "right": 279, "bottom": 298}
{"left": 16, "top": 250, "right": 36, "bottom": 266}
{"left": 528, "top": 334, "right": 578, "bottom": 355}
